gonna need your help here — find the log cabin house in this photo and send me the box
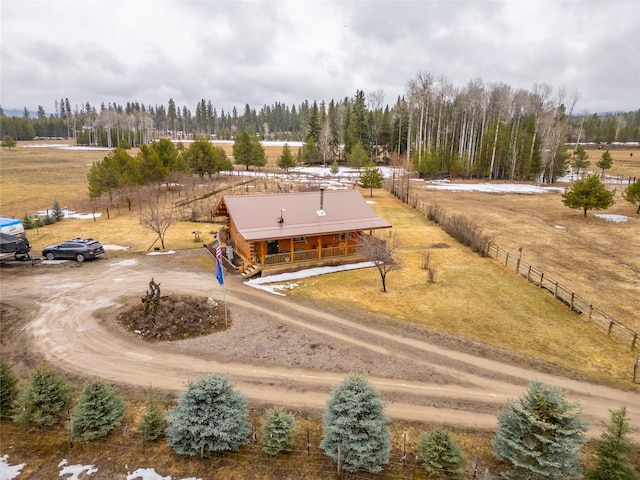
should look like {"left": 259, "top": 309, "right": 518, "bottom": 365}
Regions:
{"left": 212, "top": 189, "right": 392, "bottom": 278}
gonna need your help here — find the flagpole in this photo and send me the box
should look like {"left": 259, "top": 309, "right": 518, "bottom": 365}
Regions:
{"left": 216, "top": 231, "right": 228, "bottom": 328}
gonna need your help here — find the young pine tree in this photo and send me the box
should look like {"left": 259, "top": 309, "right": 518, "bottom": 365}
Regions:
{"left": 51, "top": 200, "right": 65, "bottom": 222}
{"left": 561, "top": 173, "right": 615, "bottom": 217}
{"left": 277, "top": 144, "right": 297, "bottom": 172}
{"left": 417, "top": 427, "right": 467, "bottom": 479}
{"left": 320, "top": 374, "right": 391, "bottom": 473}
{"left": 586, "top": 406, "right": 639, "bottom": 480}
{"left": 0, "top": 360, "right": 18, "bottom": 420}
{"left": 596, "top": 150, "right": 613, "bottom": 177}
{"left": 72, "top": 379, "right": 126, "bottom": 441}
{"left": 138, "top": 391, "right": 165, "bottom": 442}
{"left": 493, "top": 380, "right": 588, "bottom": 480}
{"left": 166, "top": 373, "right": 251, "bottom": 456}
{"left": 358, "top": 162, "right": 384, "bottom": 197}
{"left": 14, "top": 365, "right": 72, "bottom": 427}
{"left": 260, "top": 407, "right": 296, "bottom": 456}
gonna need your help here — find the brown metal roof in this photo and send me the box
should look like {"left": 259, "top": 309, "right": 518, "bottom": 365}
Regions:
{"left": 221, "top": 190, "right": 392, "bottom": 241}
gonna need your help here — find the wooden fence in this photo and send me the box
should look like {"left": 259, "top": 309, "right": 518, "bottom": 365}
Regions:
{"left": 387, "top": 182, "right": 640, "bottom": 354}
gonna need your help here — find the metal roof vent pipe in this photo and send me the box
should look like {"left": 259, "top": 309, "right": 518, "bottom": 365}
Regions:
{"left": 320, "top": 187, "right": 324, "bottom": 211}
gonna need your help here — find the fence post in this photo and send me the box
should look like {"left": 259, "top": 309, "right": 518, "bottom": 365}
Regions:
{"left": 540, "top": 272, "right": 544, "bottom": 288}
{"left": 554, "top": 282, "right": 558, "bottom": 299}
{"left": 570, "top": 292, "right": 575, "bottom": 311}
{"left": 505, "top": 252, "right": 509, "bottom": 267}
{"left": 608, "top": 320, "right": 614, "bottom": 336}
{"left": 588, "top": 305, "right": 593, "bottom": 322}
{"left": 631, "top": 333, "right": 637, "bottom": 352}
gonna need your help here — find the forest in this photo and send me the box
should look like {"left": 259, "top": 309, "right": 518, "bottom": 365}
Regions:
{"left": 1, "top": 71, "right": 639, "bottom": 183}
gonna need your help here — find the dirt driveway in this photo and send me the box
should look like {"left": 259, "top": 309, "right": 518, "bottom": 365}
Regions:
{"left": 1, "top": 249, "right": 638, "bottom": 440}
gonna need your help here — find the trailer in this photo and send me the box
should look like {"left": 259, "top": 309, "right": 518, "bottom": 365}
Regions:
{"left": 0, "top": 218, "right": 31, "bottom": 261}
{"left": 0, "top": 217, "right": 25, "bottom": 237}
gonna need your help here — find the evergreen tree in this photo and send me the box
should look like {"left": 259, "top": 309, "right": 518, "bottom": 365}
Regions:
{"left": 0, "top": 360, "right": 18, "bottom": 420}
{"left": 1, "top": 135, "right": 17, "bottom": 149}
{"left": 572, "top": 145, "right": 590, "bottom": 175}
{"left": 596, "top": 150, "right": 613, "bottom": 177}
{"left": 260, "top": 407, "right": 296, "bottom": 456}
{"left": 233, "top": 131, "right": 253, "bottom": 170}
{"left": 622, "top": 178, "right": 640, "bottom": 214}
{"left": 51, "top": 200, "right": 65, "bottom": 222}
{"left": 493, "top": 380, "right": 587, "bottom": 480}
{"left": 330, "top": 160, "right": 339, "bottom": 174}
{"left": 417, "top": 427, "right": 466, "bottom": 479}
{"left": 211, "top": 145, "right": 233, "bottom": 173}
{"left": 166, "top": 373, "right": 250, "bottom": 456}
{"left": 87, "top": 148, "right": 138, "bottom": 202}
{"left": 184, "top": 139, "right": 216, "bottom": 178}
{"left": 277, "top": 144, "right": 297, "bottom": 171}
{"left": 21, "top": 213, "right": 34, "bottom": 230}
{"left": 136, "top": 144, "right": 168, "bottom": 183}
{"left": 562, "top": 173, "right": 616, "bottom": 217}
{"left": 320, "top": 374, "right": 391, "bottom": 473}
{"left": 586, "top": 406, "right": 639, "bottom": 480}
{"left": 15, "top": 365, "right": 72, "bottom": 427}
{"left": 72, "top": 379, "right": 126, "bottom": 441}
{"left": 358, "top": 162, "right": 384, "bottom": 197}
{"left": 138, "top": 391, "right": 165, "bottom": 442}
{"left": 250, "top": 135, "right": 267, "bottom": 170}
{"left": 300, "top": 137, "right": 321, "bottom": 164}
{"left": 347, "top": 140, "right": 370, "bottom": 168}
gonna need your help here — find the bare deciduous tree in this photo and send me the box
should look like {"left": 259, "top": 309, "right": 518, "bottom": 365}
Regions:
{"left": 357, "top": 232, "right": 401, "bottom": 293}
{"left": 142, "top": 196, "right": 174, "bottom": 250}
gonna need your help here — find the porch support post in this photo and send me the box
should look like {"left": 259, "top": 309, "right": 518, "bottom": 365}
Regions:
{"left": 318, "top": 237, "right": 322, "bottom": 259}
{"left": 290, "top": 238, "right": 294, "bottom": 264}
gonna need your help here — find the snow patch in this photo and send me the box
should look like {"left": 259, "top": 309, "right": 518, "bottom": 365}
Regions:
{"left": 554, "top": 225, "right": 567, "bottom": 230}
{"left": 593, "top": 214, "right": 629, "bottom": 223}
{"left": 245, "top": 262, "right": 375, "bottom": 295}
{"left": 103, "top": 244, "right": 131, "bottom": 251}
{"left": 147, "top": 250, "right": 176, "bottom": 256}
{"left": 0, "top": 455, "right": 24, "bottom": 480}
{"left": 58, "top": 459, "right": 98, "bottom": 479}
{"left": 424, "top": 181, "right": 563, "bottom": 194}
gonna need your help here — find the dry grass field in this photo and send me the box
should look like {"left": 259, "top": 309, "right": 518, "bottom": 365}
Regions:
{"left": 1, "top": 142, "right": 639, "bottom": 479}
{"left": 409, "top": 147, "right": 640, "bottom": 332}
{"left": 1, "top": 142, "right": 638, "bottom": 387}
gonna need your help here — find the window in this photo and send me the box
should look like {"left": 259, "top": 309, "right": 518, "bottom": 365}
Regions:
{"left": 293, "top": 236, "right": 306, "bottom": 243}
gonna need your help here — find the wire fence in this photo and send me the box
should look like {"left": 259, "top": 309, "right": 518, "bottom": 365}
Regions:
{"left": 384, "top": 180, "right": 639, "bottom": 355}
{"left": 4, "top": 420, "right": 499, "bottom": 479}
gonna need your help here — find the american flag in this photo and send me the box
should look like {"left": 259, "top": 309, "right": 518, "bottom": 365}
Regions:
{"left": 215, "top": 245, "right": 222, "bottom": 260}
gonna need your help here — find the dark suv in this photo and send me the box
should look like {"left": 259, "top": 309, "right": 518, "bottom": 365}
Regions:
{"left": 42, "top": 237, "right": 105, "bottom": 262}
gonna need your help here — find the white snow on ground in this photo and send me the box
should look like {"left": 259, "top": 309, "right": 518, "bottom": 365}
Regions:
{"left": 245, "top": 261, "right": 375, "bottom": 296}
{"left": 593, "top": 214, "right": 629, "bottom": 223}
{"left": 147, "top": 250, "right": 176, "bottom": 256}
{"left": 0, "top": 455, "right": 24, "bottom": 480}
{"left": 423, "top": 180, "right": 563, "bottom": 194}
{"left": 58, "top": 460, "right": 98, "bottom": 479}
{"left": 21, "top": 143, "right": 111, "bottom": 151}
{"left": 103, "top": 244, "right": 131, "bottom": 251}
{"left": 0, "top": 456, "right": 201, "bottom": 480}
{"left": 35, "top": 208, "right": 101, "bottom": 220}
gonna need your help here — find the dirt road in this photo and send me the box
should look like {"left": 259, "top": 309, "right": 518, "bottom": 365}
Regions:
{"left": 1, "top": 249, "right": 638, "bottom": 440}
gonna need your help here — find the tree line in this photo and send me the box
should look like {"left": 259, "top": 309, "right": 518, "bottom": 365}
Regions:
{"left": 1, "top": 72, "right": 639, "bottom": 183}
{"left": 2, "top": 361, "right": 638, "bottom": 478}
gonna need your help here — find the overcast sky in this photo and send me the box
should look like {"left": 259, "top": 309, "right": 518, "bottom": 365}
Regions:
{"left": 1, "top": 0, "right": 638, "bottom": 116}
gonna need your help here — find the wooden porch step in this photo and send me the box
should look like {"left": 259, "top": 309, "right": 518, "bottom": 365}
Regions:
{"left": 240, "top": 264, "right": 262, "bottom": 279}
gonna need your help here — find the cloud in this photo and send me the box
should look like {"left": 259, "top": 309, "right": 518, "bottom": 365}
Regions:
{"left": 1, "top": 0, "right": 638, "bottom": 114}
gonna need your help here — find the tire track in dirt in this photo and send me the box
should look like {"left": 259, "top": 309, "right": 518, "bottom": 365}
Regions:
{"left": 2, "top": 252, "right": 638, "bottom": 440}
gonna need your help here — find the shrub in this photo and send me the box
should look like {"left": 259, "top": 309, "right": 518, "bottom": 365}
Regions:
{"left": 0, "top": 360, "right": 18, "bottom": 420}
{"left": 261, "top": 407, "right": 296, "bottom": 456}
{"left": 320, "top": 374, "right": 391, "bottom": 473}
{"left": 72, "top": 379, "right": 126, "bottom": 441}
{"left": 166, "top": 373, "right": 251, "bottom": 456}
{"left": 14, "top": 365, "right": 72, "bottom": 427}
{"left": 417, "top": 427, "right": 466, "bottom": 479}
{"left": 138, "top": 391, "right": 165, "bottom": 442}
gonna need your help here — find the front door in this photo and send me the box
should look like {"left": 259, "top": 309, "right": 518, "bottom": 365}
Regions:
{"left": 267, "top": 240, "right": 279, "bottom": 254}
